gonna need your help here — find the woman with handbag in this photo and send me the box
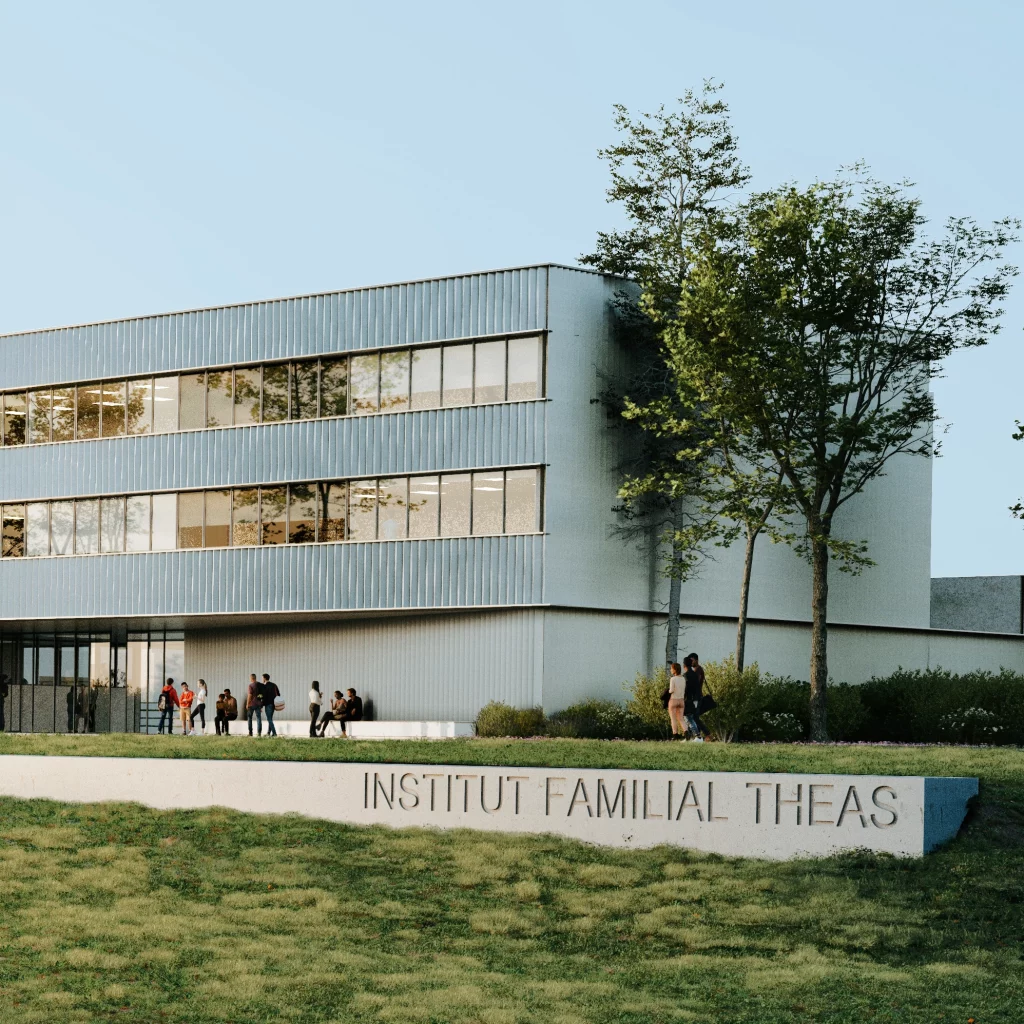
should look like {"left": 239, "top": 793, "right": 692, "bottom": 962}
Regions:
{"left": 666, "top": 663, "right": 687, "bottom": 739}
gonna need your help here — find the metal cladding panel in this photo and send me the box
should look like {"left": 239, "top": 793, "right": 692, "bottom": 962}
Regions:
{"left": 0, "top": 536, "right": 544, "bottom": 620}
{"left": 0, "top": 402, "right": 547, "bottom": 500}
{"left": 183, "top": 609, "right": 544, "bottom": 721}
{"left": 0, "top": 267, "right": 549, "bottom": 389}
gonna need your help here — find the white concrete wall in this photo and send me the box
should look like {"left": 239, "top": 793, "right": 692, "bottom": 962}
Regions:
{"left": 542, "top": 268, "right": 934, "bottom": 632}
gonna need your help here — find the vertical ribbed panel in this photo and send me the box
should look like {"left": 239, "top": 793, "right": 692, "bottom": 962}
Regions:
{"left": 0, "top": 535, "right": 544, "bottom": 620}
{"left": 0, "top": 267, "right": 549, "bottom": 389}
{"left": 182, "top": 609, "right": 543, "bottom": 721}
{"left": 0, "top": 402, "right": 547, "bottom": 500}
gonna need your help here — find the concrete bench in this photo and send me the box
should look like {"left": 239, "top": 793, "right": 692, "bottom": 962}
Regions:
{"left": 256, "top": 719, "right": 475, "bottom": 739}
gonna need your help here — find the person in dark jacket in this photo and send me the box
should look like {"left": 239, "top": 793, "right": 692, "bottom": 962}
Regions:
{"left": 683, "top": 656, "right": 709, "bottom": 741}
{"left": 158, "top": 678, "right": 180, "bottom": 734}
{"left": 261, "top": 673, "right": 280, "bottom": 738}
{"left": 342, "top": 688, "right": 363, "bottom": 736}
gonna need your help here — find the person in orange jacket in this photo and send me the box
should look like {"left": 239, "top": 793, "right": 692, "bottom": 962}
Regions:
{"left": 157, "top": 678, "right": 180, "bottom": 734}
{"left": 178, "top": 682, "right": 195, "bottom": 735}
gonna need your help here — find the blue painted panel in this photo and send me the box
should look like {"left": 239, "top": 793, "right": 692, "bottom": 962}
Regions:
{"left": 0, "top": 402, "right": 547, "bottom": 501}
{"left": 0, "top": 535, "right": 544, "bottom": 620}
{"left": 0, "top": 267, "right": 549, "bottom": 389}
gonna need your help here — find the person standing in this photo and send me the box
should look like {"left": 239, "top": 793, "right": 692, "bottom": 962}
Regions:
{"left": 246, "top": 673, "right": 263, "bottom": 737}
{"left": 157, "top": 678, "right": 179, "bottom": 734}
{"left": 308, "top": 681, "right": 322, "bottom": 738}
{"left": 214, "top": 692, "right": 228, "bottom": 736}
{"left": 179, "top": 682, "right": 195, "bottom": 735}
{"left": 666, "top": 663, "right": 686, "bottom": 739}
{"left": 190, "top": 679, "right": 208, "bottom": 735}
{"left": 683, "top": 656, "right": 708, "bottom": 741}
{"left": 0, "top": 673, "right": 8, "bottom": 732}
{"left": 261, "top": 673, "right": 280, "bottom": 738}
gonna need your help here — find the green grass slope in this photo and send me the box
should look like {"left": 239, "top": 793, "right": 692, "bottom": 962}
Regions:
{"left": 0, "top": 738, "right": 1018, "bottom": 1021}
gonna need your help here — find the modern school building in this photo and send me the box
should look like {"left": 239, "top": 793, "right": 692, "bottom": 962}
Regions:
{"left": 0, "top": 264, "right": 1021, "bottom": 733}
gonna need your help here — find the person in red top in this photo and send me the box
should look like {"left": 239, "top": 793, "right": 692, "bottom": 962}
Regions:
{"left": 178, "top": 682, "right": 195, "bottom": 736}
{"left": 157, "top": 678, "right": 180, "bottom": 735}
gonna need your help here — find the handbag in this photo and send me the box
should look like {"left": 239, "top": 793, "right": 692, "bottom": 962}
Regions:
{"left": 659, "top": 688, "right": 671, "bottom": 708}
{"left": 697, "top": 691, "right": 717, "bottom": 715}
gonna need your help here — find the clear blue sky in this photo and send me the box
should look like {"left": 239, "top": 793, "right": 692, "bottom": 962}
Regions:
{"left": 0, "top": 0, "right": 1020, "bottom": 578}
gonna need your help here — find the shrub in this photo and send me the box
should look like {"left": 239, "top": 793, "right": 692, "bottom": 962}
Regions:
{"left": 475, "top": 702, "right": 546, "bottom": 738}
{"left": 858, "top": 668, "right": 1024, "bottom": 745}
{"left": 700, "top": 656, "right": 766, "bottom": 742}
{"left": 546, "top": 699, "right": 653, "bottom": 740}
{"left": 624, "top": 667, "right": 671, "bottom": 737}
{"left": 747, "top": 710, "right": 804, "bottom": 742}
{"left": 823, "top": 682, "right": 868, "bottom": 741}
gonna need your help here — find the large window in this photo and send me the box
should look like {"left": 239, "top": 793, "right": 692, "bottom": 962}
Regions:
{"left": 0, "top": 468, "right": 541, "bottom": 558}
{"left": 0, "top": 335, "right": 545, "bottom": 447}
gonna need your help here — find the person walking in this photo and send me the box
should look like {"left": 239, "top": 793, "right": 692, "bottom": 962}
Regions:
{"left": 308, "top": 681, "right": 322, "bottom": 738}
{"left": 666, "top": 662, "right": 687, "bottom": 739}
{"left": 683, "top": 656, "right": 709, "bottom": 741}
{"left": 179, "top": 682, "right": 195, "bottom": 735}
{"left": 223, "top": 689, "right": 238, "bottom": 734}
{"left": 343, "top": 688, "right": 363, "bottom": 736}
{"left": 190, "top": 679, "right": 208, "bottom": 735}
{"left": 246, "top": 673, "right": 263, "bottom": 737}
{"left": 157, "top": 678, "right": 179, "bottom": 734}
{"left": 214, "top": 692, "right": 228, "bottom": 735}
{"left": 261, "top": 673, "right": 280, "bottom": 738}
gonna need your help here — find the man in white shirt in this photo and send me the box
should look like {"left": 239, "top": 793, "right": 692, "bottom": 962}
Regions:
{"left": 308, "top": 681, "right": 322, "bottom": 738}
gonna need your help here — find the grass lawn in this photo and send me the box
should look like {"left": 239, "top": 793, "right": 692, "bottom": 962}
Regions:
{"left": 0, "top": 736, "right": 1020, "bottom": 1022}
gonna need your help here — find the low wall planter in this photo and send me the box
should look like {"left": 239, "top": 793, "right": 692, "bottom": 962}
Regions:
{"left": 0, "top": 755, "right": 977, "bottom": 860}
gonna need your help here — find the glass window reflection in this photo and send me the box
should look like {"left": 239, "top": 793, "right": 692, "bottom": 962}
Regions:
{"left": 152, "top": 377, "right": 179, "bottom": 433}
{"left": 408, "top": 476, "right": 439, "bottom": 538}
{"left": 152, "top": 493, "right": 177, "bottom": 550}
{"left": 320, "top": 358, "right": 348, "bottom": 417}
{"left": 50, "top": 501, "right": 75, "bottom": 555}
{"left": 260, "top": 486, "right": 287, "bottom": 545}
{"left": 440, "top": 474, "right": 471, "bottom": 536}
{"left": 472, "top": 472, "right": 504, "bottom": 535}
{"left": 76, "top": 385, "right": 100, "bottom": 439}
{"left": 291, "top": 361, "right": 318, "bottom": 420}
{"left": 317, "top": 482, "right": 347, "bottom": 542}
{"left": 262, "top": 363, "right": 289, "bottom": 422}
{"left": 233, "top": 368, "right": 261, "bottom": 425}
{"left": 206, "top": 371, "right": 233, "bottom": 428}
{"left": 378, "top": 478, "right": 407, "bottom": 540}
{"left": 410, "top": 348, "right": 441, "bottom": 409}
{"left": 2, "top": 393, "right": 26, "bottom": 446}
{"left": 177, "top": 492, "right": 203, "bottom": 549}
{"left": 28, "top": 390, "right": 51, "bottom": 444}
{"left": 2, "top": 504, "right": 26, "bottom": 557}
{"left": 442, "top": 346, "right": 473, "bottom": 406}
{"left": 508, "top": 336, "right": 542, "bottom": 401}
{"left": 348, "top": 480, "right": 377, "bottom": 540}
{"left": 350, "top": 355, "right": 379, "bottom": 415}
{"left": 379, "top": 351, "right": 410, "bottom": 413}
{"left": 505, "top": 468, "right": 540, "bottom": 533}
{"left": 127, "top": 379, "right": 153, "bottom": 435}
{"left": 100, "top": 498, "right": 125, "bottom": 552}
{"left": 232, "top": 488, "right": 259, "bottom": 546}
{"left": 75, "top": 499, "right": 100, "bottom": 554}
{"left": 288, "top": 483, "right": 317, "bottom": 543}
{"left": 474, "top": 341, "right": 505, "bottom": 404}
{"left": 26, "top": 503, "right": 49, "bottom": 556}
{"left": 126, "top": 495, "right": 151, "bottom": 551}
{"left": 205, "top": 490, "right": 231, "bottom": 547}
{"left": 51, "top": 389, "right": 76, "bottom": 442}
{"left": 179, "top": 374, "right": 206, "bottom": 430}
{"left": 101, "top": 381, "right": 126, "bottom": 437}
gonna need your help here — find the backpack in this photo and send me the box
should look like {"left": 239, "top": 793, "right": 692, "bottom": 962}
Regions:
{"left": 157, "top": 692, "right": 169, "bottom": 712}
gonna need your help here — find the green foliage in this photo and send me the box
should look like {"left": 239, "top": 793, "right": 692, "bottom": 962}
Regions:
{"left": 700, "top": 655, "right": 766, "bottom": 741}
{"left": 546, "top": 699, "right": 655, "bottom": 740}
{"left": 624, "top": 666, "right": 671, "bottom": 735}
{"left": 858, "top": 668, "right": 1024, "bottom": 745}
{"left": 475, "top": 702, "right": 546, "bottom": 738}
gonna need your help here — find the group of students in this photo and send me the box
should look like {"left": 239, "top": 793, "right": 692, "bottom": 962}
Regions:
{"left": 307, "top": 681, "right": 363, "bottom": 737}
{"left": 665, "top": 652, "right": 714, "bottom": 741}
{"left": 155, "top": 672, "right": 284, "bottom": 737}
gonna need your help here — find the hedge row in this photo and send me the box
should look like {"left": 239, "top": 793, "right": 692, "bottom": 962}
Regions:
{"left": 475, "top": 667, "right": 1024, "bottom": 744}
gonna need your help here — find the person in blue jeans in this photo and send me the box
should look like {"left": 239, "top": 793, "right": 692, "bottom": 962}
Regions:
{"left": 157, "top": 678, "right": 179, "bottom": 734}
{"left": 261, "top": 673, "right": 280, "bottom": 737}
{"left": 246, "top": 673, "right": 263, "bottom": 736}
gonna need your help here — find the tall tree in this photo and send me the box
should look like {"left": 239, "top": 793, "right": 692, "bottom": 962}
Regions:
{"left": 582, "top": 81, "right": 749, "bottom": 665}
{"left": 668, "top": 171, "right": 1018, "bottom": 739}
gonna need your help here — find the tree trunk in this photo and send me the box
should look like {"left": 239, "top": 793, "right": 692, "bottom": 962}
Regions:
{"left": 665, "top": 500, "right": 684, "bottom": 667}
{"left": 809, "top": 527, "right": 830, "bottom": 742}
{"left": 736, "top": 526, "right": 756, "bottom": 672}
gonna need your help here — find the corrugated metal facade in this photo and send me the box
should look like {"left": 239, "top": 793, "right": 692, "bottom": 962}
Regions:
{"left": 0, "top": 535, "right": 544, "bottom": 620}
{"left": 0, "top": 267, "right": 548, "bottom": 389}
{"left": 0, "top": 401, "right": 547, "bottom": 500}
{"left": 184, "top": 609, "right": 545, "bottom": 721}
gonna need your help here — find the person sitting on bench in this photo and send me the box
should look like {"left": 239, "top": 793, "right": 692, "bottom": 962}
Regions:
{"left": 343, "top": 688, "right": 363, "bottom": 735}
{"left": 317, "top": 691, "right": 346, "bottom": 737}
